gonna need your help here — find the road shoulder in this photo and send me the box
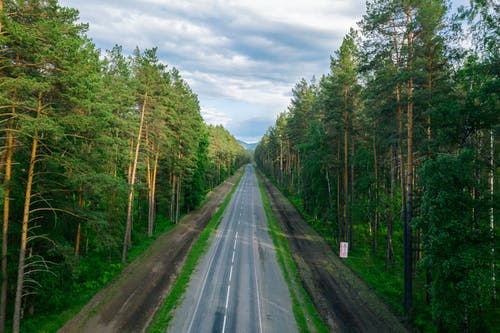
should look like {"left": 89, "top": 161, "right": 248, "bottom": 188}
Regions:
{"left": 259, "top": 171, "right": 409, "bottom": 332}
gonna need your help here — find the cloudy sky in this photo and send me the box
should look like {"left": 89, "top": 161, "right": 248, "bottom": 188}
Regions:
{"left": 60, "top": 0, "right": 466, "bottom": 143}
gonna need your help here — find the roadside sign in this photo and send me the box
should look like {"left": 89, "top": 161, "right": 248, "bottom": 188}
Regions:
{"left": 340, "top": 242, "right": 349, "bottom": 258}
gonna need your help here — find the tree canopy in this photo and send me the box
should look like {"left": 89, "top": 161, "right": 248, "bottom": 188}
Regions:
{"left": 255, "top": 0, "right": 498, "bottom": 331}
{"left": 0, "top": 1, "right": 247, "bottom": 331}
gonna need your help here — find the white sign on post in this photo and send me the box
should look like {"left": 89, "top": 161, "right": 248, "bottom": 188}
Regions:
{"left": 340, "top": 242, "right": 349, "bottom": 258}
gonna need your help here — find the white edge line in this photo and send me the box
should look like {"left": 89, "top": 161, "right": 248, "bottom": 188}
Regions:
{"left": 222, "top": 314, "right": 227, "bottom": 333}
{"left": 252, "top": 184, "right": 264, "bottom": 333}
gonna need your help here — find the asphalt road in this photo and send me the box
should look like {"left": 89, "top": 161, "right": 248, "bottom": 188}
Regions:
{"left": 168, "top": 164, "right": 298, "bottom": 333}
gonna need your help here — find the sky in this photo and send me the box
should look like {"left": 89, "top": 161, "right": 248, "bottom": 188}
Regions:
{"left": 60, "top": 0, "right": 468, "bottom": 143}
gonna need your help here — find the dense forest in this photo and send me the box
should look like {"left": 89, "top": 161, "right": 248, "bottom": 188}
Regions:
{"left": 255, "top": 0, "right": 498, "bottom": 331}
{"left": 0, "top": 1, "right": 248, "bottom": 332}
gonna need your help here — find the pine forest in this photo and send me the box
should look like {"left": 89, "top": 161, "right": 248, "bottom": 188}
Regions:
{"left": 0, "top": 1, "right": 248, "bottom": 332}
{"left": 255, "top": 0, "right": 498, "bottom": 331}
{"left": 0, "top": 0, "right": 499, "bottom": 332}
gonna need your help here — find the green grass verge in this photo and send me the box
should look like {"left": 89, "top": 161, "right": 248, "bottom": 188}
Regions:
{"left": 147, "top": 171, "right": 243, "bottom": 333}
{"left": 256, "top": 175, "right": 329, "bottom": 333}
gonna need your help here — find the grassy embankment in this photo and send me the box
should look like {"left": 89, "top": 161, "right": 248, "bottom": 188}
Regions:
{"left": 256, "top": 175, "right": 329, "bottom": 333}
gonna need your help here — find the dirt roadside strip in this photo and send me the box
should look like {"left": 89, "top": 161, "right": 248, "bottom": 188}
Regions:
{"left": 58, "top": 170, "right": 242, "bottom": 333}
{"left": 259, "top": 172, "right": 409, "bottom": 333}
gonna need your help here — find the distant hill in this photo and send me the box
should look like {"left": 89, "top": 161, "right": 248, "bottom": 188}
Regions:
{"left": 237, "top": 140, "right": 258, "bottom": 151}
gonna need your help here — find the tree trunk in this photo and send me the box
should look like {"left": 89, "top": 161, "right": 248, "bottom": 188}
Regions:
{"left": 152, "top": 146, "right": 159, "bottom": 221}
{"left": 391, "top": 18, "right": 407, "bottom": 234}
{"left": 170, "top": 174, "right": 176, "bottom": 222}
{"left": 148, "top": 145, "right": 159, "bottom": 237}
{"left": 175, "top": 176, "right": 181, "bottom": 223}
{"left": 74, "top": 222, "right": 81, "bottom": 257}
{"left": 297, "top": 151, "right": 301, "bottom": 194}
{"left": 426, "top": 64, "right": 432, "bottom": 157}
{"left": 373, "top": 130, "right": 379, "bottom": 252}
{"left": 13, "top": 92, "right": 42, "bottom": 333}
{"left": 391, "top": 23, "right": 409, "bottom": 304}
{"left": 1, "top": 116, "right": 14, "bottom": 333}
{"left": 74, "top": 186, "right": 85, "bottom": 260}
{"left": 122, "top": 91, "right": 147, "bottom": 263}
{"left": 217, "top": 163, "right": 220, "bottom": 185}
{"left": 145, "top": 129, "right": 153, "bottom": 237}
{"left": 396, "top": 84, "right": 407, "bottom": 226}
{"left": 386, "top": 146, "right": 395, "bottom": 272}
{"left": 349, "top": 136, "right": 354, "bottom": 248}
{"left": 490, "top": 129, "right": 496, "bottom": 301}
{"left": 325, "top": 168, "right": 334, "bottom": 221}
{"left": 74, "top": 186, "right": 84, "bottom": 259}
{"left": 127, "top": 139, "right": 134, "bottom": 184}
{"left": 343, "top": 88, "right": 349, "bottom": 243}
{"left": 422, "top": 54, "right": 434, "bottom": 301}
{"left": 404, "top": 6, "right": 414, "bottom": 319}
{"left": 287, "top": 140, "right": 291, "bottom": 180}
{"left": 336, "top": 142, "right": 341, "bottom": 243}
{"left": 279, "top": 137, "right": 283, "bottom": 185}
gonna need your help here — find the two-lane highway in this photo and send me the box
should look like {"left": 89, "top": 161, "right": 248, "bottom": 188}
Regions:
{"left": 168, "top": 165, "right": 298, "bottom": 333}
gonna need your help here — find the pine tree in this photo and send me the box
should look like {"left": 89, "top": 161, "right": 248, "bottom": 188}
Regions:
{"left": 416, "top": 151, "right": 494, "bottom": 331}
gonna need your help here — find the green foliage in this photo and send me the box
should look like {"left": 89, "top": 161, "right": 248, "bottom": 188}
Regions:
{"left": 72, "top": 260, "right": 123, "bottom": 293}
{"left": 0, "top": 1, "right": 246, "bottom": 330}
{"left": 183, "top": 128, "right": 210, "bottom": 210}
{"left": 255, "top": 0, "right": 499, "bottom": 330}
{"left": 206, "top": 125, "right": 248, "bottom": 187}
{"left": 415, "top": 151, "right": 496, "bottom": 331}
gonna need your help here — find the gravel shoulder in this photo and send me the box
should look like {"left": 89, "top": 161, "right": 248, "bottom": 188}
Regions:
{"left": 58, "top": 170, "right": 242, "bottom": 333}
{"left": 259, "top": 172, "right": 409, "bottom": 333}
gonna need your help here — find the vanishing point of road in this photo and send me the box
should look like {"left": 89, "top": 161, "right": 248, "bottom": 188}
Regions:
{"left": 168, "top": 164, "right": 298, "bottom": 333}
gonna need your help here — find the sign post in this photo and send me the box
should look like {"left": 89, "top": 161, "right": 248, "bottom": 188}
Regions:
{"left": 340, "top": 242, "right": 349, "bottom": 258}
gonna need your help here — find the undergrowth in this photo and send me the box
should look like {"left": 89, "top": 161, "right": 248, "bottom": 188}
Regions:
{"left": 286, "top": 192, "right": 436, "bottom": 331}
{"left": 20, "top": 217, "right": 177, "bottom": 333}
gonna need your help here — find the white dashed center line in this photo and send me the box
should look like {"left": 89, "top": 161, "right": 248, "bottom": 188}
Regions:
{"left": 222, "top": 231, "right": 238, "bottom": 333}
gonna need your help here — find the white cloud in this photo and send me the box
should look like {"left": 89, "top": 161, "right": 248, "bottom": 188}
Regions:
{"left": 231, "top": 0, "right": 364, "bottom": 32}
{"left": 61, "top": 0, "right": 369, "bottom": 142}
{"left": 183, "top": 70, "right": 290, "bottom": 110}
{"left": 200, "top": 106, "right": 231, "bottom": 127}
